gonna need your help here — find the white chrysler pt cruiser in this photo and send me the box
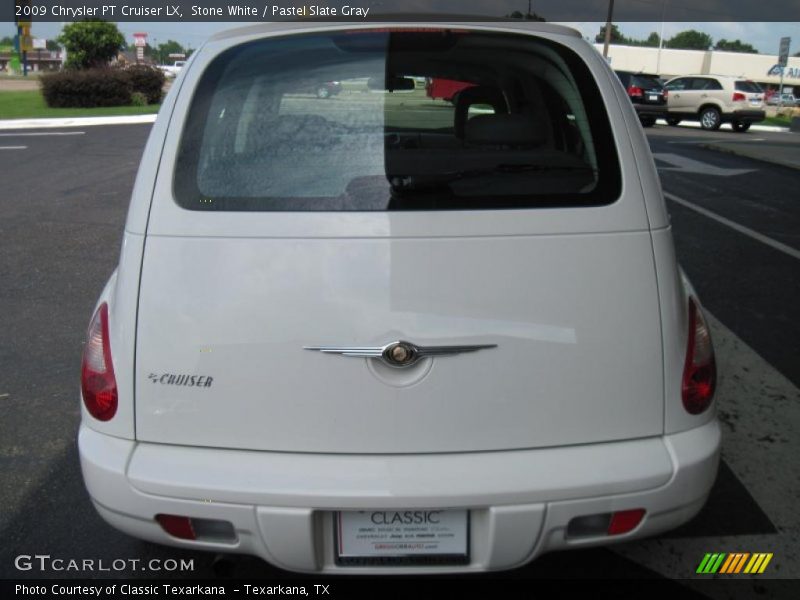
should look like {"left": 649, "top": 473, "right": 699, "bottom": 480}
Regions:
{"left": 78, "top": 21, "right": 721, "bottom": 573}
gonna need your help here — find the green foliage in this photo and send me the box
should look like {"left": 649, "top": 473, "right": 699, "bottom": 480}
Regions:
{"left": 644, "top": 32, "right": 661, "bottom": 47}
{"left": 595, "top": 24, "right": 627, "bottom": 44}
{"left": 714, "top": 39, "right": 758, "bottom": 53}
{"left": 130, "top": 91, "right": 148, "bottom": 107}
{"left": 40, "top": 63, "right": 165, "bottom": 108}
{"left": 57, "top": 21, "right": 125, "bottom": 69}
{"left": 0, "top": 90, "right": 159, "bottom": 119}
{"left": 123, "top": 64, "right": 165, "bottom": 104}
{"left": 41, "top": 68, "right": 132, "bottom": 107}
{"left": 667, "top": 30, "right": 713, "bottom": 51}
{"left": 155, "top": 39, "right": 186, "bottom": 64}
{"left": 506, "top": 10, "right": 545, "bottom": 21}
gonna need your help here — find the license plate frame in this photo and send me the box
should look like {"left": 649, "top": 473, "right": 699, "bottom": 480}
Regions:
{"left": 334, "top": 509, "right": 470, "bottom": 567}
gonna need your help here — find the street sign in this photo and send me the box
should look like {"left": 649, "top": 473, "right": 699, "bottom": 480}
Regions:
{"left": 20, "top": 32, "right": 33, "bottom": 52}
{"left": 32, "top": 38, "right": 46, "bottom": 50}
{"left": 778, "top": 37, "right": 791, "bottom": 67}
{"left": 133, "top": 33, "right": 148, "bottom": 48}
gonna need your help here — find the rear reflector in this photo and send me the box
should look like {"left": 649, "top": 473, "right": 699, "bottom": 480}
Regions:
{"left": 155, "top": 515, "right": 237, "bottom": 543}
{"left": 81, "top": 303, "right": 118, "bottom": 421}
{"left": 156, "top": 514, "right": 196, "bottom": 540}
{"left": 567, "top": 509, "right": 646, "bottom": 538}
{"left": 682, "top": 298, "right": 716, "bottom": 415}
{"left": 607, "top": 509, "right": 646, "bottom": 535}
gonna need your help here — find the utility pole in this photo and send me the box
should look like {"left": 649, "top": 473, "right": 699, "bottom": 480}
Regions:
{"left": 602, "top": 0, "right": 615, "bottom": 59}
{"left": 656, "top": 0, "right": 668, "bottom": 75}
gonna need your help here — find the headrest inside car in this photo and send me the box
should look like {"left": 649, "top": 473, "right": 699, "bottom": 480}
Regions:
{"left": 464, "top": 114, "right": 546, "bottom": 147}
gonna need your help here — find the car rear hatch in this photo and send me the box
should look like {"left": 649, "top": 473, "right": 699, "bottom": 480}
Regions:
{"left": 134, "top": 27, "right": 664, "bottom": 454}
{"left": 629, "top": 74, "right": 667, "bottom": 105}
{"left": 734, "top": 80, "right": 764, "bottom": 108}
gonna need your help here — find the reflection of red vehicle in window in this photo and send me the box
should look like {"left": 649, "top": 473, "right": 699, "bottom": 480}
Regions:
{"left": 425, "top": 78, "right": 475, "bottom": 102}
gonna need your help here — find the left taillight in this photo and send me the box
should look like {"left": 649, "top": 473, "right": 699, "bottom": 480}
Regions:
{"left": 682, "top": 298, "right": 716, "bottom": 415}
{"left": 81, "top": 303, "right": 118, "bottom": 421}
{"left": 627, "top": 85, "right": 643, "bottom": 97}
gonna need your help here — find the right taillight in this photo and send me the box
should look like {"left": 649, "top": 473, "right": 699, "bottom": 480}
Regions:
{"left": 682, "top": 298, "right": 716, "bottom": 414}
{"left": 81, "top": 303, "right": 118, "bottom": 421}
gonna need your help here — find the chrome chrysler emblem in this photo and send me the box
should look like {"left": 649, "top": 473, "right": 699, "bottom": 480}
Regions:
{"left": 304, "top": 340, "right": 497, "bottom": 368}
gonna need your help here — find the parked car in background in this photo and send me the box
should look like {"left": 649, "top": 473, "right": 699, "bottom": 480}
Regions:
{"left": 314, "top": 80, "right": 343, "bottom": 98}
{"left": 663, "top": 75, "right": 764, "bottom": 131}
{"left": 426, "top": 77, "right": 475, "bottom": 102}
{"left": 766, "top": 92, "right": 799, "bottom": 107}
{"left": 614, "top": 71, "right": 668, "bottom": 127}
{"left": 79, "top": 22, "right": 720, "bottom": 575}
{"left": 158, "top": 60, "right": 186, "bottom": 78}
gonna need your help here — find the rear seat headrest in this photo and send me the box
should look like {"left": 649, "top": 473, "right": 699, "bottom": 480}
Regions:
{"left": 464, "top": 114, "right": 546, "bottom": 147}
{"left": 454, "top": 85, "right": 509, "bottom": 139}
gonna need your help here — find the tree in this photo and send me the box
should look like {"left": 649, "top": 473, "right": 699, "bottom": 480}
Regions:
{"left": 644, "top": 32, "right": 661, "bottom": 47}
{"left": 506, "top": 10, "right": 545, "bottom": 21}
{"left": 155, "top": 39, "right": 186, "bottom": 64}
{"left": 0, "top": 36, "right": 14, "bottom": 47}
{"left": 46, "top": 39, "right": 60, "bottom": 51}
{"left": 667, "top": 30, "right": 713, "bottom": 51}
{"left": 595, "top": 24, "right": 627, "bottom": 44}
{"left": 57, "top": 21, "right": 125, "bottom": 69}
{"left": 714, "top": 39, "right": 758, "bottom": 53}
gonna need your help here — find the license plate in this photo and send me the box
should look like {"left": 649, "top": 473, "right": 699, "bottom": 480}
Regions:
{"left": 750, "top": 99, "right": 760, "bottom": 106}
{"left": 648, "top": 95, "right": 658, "bottom": 101}
{"left": 335, "top": 509, "right": 469, "bottom": 565}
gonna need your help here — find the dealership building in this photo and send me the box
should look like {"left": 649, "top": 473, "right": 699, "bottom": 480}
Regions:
{"left": 595, "top": 43, "right": 800, "bottom": 92}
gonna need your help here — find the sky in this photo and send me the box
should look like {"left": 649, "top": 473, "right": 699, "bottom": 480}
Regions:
{"left": 2, "top": 21, "right": 799, "bottom": 56}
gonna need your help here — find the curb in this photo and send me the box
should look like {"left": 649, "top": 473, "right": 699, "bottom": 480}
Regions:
{"left": 0, "top": 114, "right": 157, "bottom": 130}
{"left": 699, "top": 143, "right": 800, "bottom": 172}
{"left": 655, "top": 119, "right": 790, "bottom": 133}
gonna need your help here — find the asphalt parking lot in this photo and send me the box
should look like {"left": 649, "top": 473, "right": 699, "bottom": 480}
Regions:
{"left": 0, "top": 121, "right": 797, "bottom": 596}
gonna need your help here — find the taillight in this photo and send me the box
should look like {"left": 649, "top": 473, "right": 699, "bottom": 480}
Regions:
{"left": 627, "top": 85, "right": 643, "bottom": 97}
{"left": 662, "top": 89, "right": 668, "bottom": 99}
{"left": 732, "top": 92, "right": 746, "bottom": 102}
{"left": 81, "top": 303, "right": 118, "bottom": 421}
{"left": 682, "top": 298, "right": 716, "bottom": 415}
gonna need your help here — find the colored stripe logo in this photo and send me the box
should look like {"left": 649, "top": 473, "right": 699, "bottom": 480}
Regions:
{"left": 697, "top": 553, "right": 773, "bottom": 574}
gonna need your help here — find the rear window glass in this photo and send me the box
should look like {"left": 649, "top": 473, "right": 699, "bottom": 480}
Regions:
{"left": 174, "top": 30, "right": 621, "bottom": 211}
{"left": 631, "top": 75, "right": 662, "bottom": 89}
{"left": 735, "top": 80, "right": 762, "bottom": 93}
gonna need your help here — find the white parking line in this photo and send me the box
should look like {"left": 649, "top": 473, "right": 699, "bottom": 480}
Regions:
{"left": 0, "top": 146, "right": 27, "bottom": 150}
{"left": 0, "top": 131, "right": 85, "bottom": 137}
{"left": 664, "top": 192, "right": 800, "bottom": 260}
{"left": 0, "top": 115, "right": 156, "bottom": 130}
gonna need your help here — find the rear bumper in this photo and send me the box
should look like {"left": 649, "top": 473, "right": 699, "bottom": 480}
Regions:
{"left": 633, "top": 104, "right": 667, "bottom": 118}
{"left": 79, "top": 420, "right": 721, "bottom": 574}
{"left": 730, "top": 109, "right": 765, "bottom": 122}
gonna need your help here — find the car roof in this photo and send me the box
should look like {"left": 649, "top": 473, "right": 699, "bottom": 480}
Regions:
{"left": 208, "top": 19, "right": 583, "bottom": 43}
{"left": 665, "top": 74, "right": 750, "bottom": 81}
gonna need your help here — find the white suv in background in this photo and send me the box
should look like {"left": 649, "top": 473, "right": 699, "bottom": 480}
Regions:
{"left": 78, "top": 21, "right": 721, "bottom": 574}
{"left": 663, "top": 75, "right": 765, "bottom": 131}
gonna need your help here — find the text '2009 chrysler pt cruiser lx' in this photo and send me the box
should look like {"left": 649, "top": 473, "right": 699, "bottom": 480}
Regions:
{"left": 78, "top": 21, "right": 720, "bottom": 573}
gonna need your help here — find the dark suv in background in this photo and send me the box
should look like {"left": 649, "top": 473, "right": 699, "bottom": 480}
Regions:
{"left": 615, "top": 71, "right": 668, "bottom": 127}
